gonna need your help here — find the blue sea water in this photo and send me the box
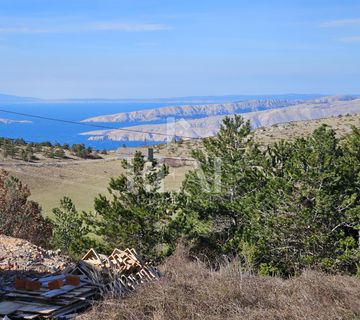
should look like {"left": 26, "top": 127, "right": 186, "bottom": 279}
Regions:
{"left": 0, "top": 102, "right": 173, "bottom": 150}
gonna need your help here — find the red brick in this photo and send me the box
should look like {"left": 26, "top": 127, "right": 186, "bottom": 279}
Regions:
{"left": 25, "top": 280, "right": 41, "bottom": 291}
{"left": 66, "top": 275, "right": 80, "bottom": 286}
{"left": 48, "top": 279, "right": 64, "bottom": 290}
{"left": 15, "top": 278, "right": 26, "bottom": 289}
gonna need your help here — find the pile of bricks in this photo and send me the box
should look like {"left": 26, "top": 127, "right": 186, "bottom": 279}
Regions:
{"left": 0, "top": 273, "right": 97, "bottom": 319}
{"left": 13, "top": 275, "right": 82, "bottom": 292}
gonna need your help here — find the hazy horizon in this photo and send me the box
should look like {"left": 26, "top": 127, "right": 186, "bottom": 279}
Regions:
{"left": 0, "top": 92, "right": 337, "bottom": 101}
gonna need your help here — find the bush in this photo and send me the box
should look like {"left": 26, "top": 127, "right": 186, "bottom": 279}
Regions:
{"left": 84, "top": 151, "right": 173, "bottom": 261}
{"left": 179, "top": 116, "right": 360, "bottom": 275}
{"left": 51, "top": 197, "right": 93, "bottom": 258}
{"left": 71, "top": 144, "right": 93, "bottom": 158}
{"left": 0, "top": 170, "right": 53, "bottom": 247}
{"left": 54, "top": 148, "right": 66, "bottom": 159}
{"left": 50, "top": 117, "right": 360, "bottom": 276}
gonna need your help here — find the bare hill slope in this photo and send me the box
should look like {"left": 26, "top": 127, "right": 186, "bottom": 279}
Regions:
{"left": 81, "top": 96, "right": 360, "bottom": 142}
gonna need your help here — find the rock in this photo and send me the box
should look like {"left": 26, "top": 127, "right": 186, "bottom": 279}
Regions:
{"left": 0, "top": 234, "right": 73, "bottom": 289}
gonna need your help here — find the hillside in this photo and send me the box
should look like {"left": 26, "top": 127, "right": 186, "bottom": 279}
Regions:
{"left": 81, "top": 96, "right": 360, "bottom": 142}
{"left": 79, "top": 247, "right": 360, "bottom": 320}
{"left": 1, "top": 113, "right": 360, "bottom": 215}
{"left": 82, "top": 99, "right": 299, "bottom": 123}
{"left": 1, "top": 236, "right": 359, "bottom": 320}
{"left": 82, "top": 95, "right": 339, "bottom": 124}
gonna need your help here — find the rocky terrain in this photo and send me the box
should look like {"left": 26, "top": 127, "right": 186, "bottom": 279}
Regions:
{"left": 83, "top": 95, "right": 349, "bottom": 124}
{"left": 0, "top": 235, "right": 71, "bottom": 289}
{"left": 81, "top": 96, "right": 360, "bottom": 142}
{"left": 82, "top": 99, "right": 298, "bottom": 123}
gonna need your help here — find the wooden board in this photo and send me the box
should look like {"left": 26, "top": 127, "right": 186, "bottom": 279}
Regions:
{"left": 14, "top": 313, "right": 39, "bottom": 319}
{"left": 38, "top": 274, "right": 65, "bottom": 283}
{"left": 41, "top": 284, "right": 85, "bottom": 298}
{"left": 17, "top": 302, "right": 62, "bottom": 315}
{"left": 5, "top": 292, "right": 72, "bottom": 305}
{"left": 50, "top": 301, "right": 89, "bottom": 318}
{"left": 0, "top": 301, "right": 25, "bottom": 315}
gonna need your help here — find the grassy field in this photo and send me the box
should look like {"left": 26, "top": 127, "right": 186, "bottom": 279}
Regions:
{"left": 1, "top": 113, "right": 359, "bottom": 217}
{"left": 0, "top": 158, "right": 192, "bottom": 216}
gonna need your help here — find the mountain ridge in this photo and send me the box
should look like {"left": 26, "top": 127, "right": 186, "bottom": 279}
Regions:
{"left": 82, "top": 95, "right": 359, "bottom": 124}
{"left": 82, "top": 99, "right": 301, "bottom": 123}
{"left": 80, "top": 96, "right": 360, "bottom": 142}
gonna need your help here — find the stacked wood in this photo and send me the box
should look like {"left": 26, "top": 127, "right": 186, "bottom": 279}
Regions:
{"left": 69, "top": 248, "right": 160, "bottom": 297}
{"left": 0, "top": 247, "right": 160, "bottom": 319}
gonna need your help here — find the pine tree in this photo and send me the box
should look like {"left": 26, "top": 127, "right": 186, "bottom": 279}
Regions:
{"left": 85, "top": 151, "right": 172, "bottom": 260}
{"left": 180, "top": 119, "right": 360, "bottom": 275}
{"left": 180, "top": 115, "right": 266, "bottom": 259}
{"left": 52, "top": 197, "right": 92, "bottom": 258}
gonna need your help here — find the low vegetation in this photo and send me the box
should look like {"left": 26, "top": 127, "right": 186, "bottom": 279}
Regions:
{"left": 51, "top": 115, "right": 360, "bottom": 276}
{"left": 1, "top": 115, "right": 359, "bottom": 318}
{"left": 0, "top": 137, "right": 104, "bottom": 161}
{"left": 79, "top": 247, "right": 360, "bottom": 320}
{"left": 0, "top": 169, "right": 53, "bottom": 247}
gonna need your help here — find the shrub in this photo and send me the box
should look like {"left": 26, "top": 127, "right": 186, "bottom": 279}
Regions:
{"left": 54, "top": 148, "right": 66, "bottom": 159}
{"left": 0, "top": 170, "right": 53, "bottom": 247}
{"left": 84, "top": 151, "right": 173, "bottom": 261}
{"left": 51, "top": 197, "right": 93, "bottom": 258}
{"left": 180, "top": 116, "right": 360, "bottom": 275}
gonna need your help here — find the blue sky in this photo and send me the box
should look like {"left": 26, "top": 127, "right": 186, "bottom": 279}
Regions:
{"left": 0, "top": 0, "right": 360, "bottom": 99}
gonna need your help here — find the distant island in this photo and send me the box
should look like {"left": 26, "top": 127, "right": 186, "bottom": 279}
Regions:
{"left": 82, "top": 99, "right": 299, "bottom": 123}
{"left": 0, "top": 118, "right": 32, "bottom": 124}
{"left": 80, "top": 95, "right": 360, "bottom": 142}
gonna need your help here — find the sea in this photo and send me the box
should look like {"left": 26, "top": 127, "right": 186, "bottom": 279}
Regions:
{"left": 0, "top": 102, "right": 175, "bottom": 150}
{"left": 0, "top": 94, "right": 325, "bottom": 150}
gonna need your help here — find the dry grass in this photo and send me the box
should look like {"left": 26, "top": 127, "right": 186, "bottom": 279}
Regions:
{"left": 254, "top": 113, "right": 360, "bottom": 147}
{"left": 79, "top": 248, "right": 360, "bottom": 320}
{"left": 0, "top": 158, "right": 192, "bottom": 216}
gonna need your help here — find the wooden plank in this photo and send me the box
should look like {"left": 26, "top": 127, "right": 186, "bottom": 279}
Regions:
{"left": 17, "top": 302, "right": 62, "bottom": 315}
{"left": 5, "top": 292, "right": 71, "bottom": 305}
{"left": 82, "top": 248, "right": 103, "bottom": 266}
{"left": 60, "top": 286, "right": 97, "bottom": 298}
{"left": 39, "top": 274, "right": 65, "bottom": 285}
{"left": 49, "top": 301, "right": 89, "bottom": 318}
{"left": 62, "top": 291, "right": 97, "bottom": 304}
{"left": 41, "top": 284, "right": 85, "bottom": 298}
{"left": 13, "top": 288, "right": 48, "bottom": 295}
{"left": 5, "top": 292, "right": 43, "bottom": 300}
{"left": 0, "top": 301, "right": 25, "bottom": 315}
{"left": 14, "top": 313, "right": 39, "bottom": 319}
